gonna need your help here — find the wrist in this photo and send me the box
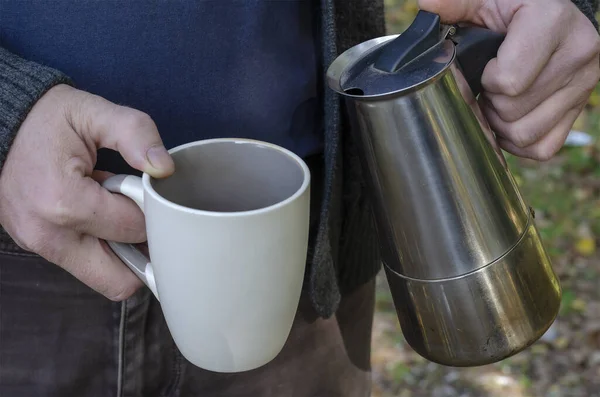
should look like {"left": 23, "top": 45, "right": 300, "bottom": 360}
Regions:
{"left": 0, "top": 48, "right": 73, "bottom": 172}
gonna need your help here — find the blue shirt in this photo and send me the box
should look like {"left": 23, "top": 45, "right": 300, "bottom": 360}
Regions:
{"left": 0, "top": 1, "right": 323, "bottom": 171}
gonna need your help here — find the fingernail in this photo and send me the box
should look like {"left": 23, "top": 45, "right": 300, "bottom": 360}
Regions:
{"left": 146, "top": 145, "right": 174, "bottom": 174}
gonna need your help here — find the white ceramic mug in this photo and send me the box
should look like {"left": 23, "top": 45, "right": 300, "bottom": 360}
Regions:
{"left": 101, "top": 138, "right": 311, "bottom": 373}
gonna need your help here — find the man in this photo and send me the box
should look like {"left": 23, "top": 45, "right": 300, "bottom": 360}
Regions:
{"left": 0, "top": 0, "right": 598, "bottom": 396}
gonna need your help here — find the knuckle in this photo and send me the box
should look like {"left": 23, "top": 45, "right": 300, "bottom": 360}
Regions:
{"left": 594, "top": 40, "right": 600, "bottom": 57}
{"left": 549, "top": 3, "right": 567, "bottom": 23}
{"left": 584, "top": 80, "right": 598, "bottom": 95}
{"left": 531, "top": 138, "right": 565, "bottom": 162}
{"left": 490, "top": 97, "right": 523, "bottom": 123}
{"left": 10, "top": 227, "right": 35, "bottom": 252}
{"left": 0, "top": 208, "right": 64, "bottom": 258}
{"left": 53, "top": 204, "right": 77, "bottom": 227}
{"left": 63, "top": 155, "right": 89, "bottom": 177}
{"left": 584, "top": 67, "right": 600, "bottom": 91}
{"left": 499, "top": 123, "right": 529, "bottom": 148}
{"left": 37, "top": 192, "right": 77, "bottom": 227}
{"left": 512, "top": 137, "right": 530, "bottom": 149}
{"left": 573, "top": 68, "right": 600, "bottom": 97}
{"left": 21, "top": 235, "right": 42, "bottom": 253}
{"left": 532, "top": 148, "right": 556, "bottom": 162}
{"left": 75, "top": 253, "right": 141, "bottom": 301}
{"left": 121, "top": 109, "right": 156, "bottom": 135}
{"left": 40, "top": 241, "right": 70, "bottom": 265}
{"left": 12, "top": 224, "right": 49, "bottom": 255}
{"left": 571, "top": 12, "right": 600, "bottom": 60}
{"left": 589, "top": 35, "right": 600, "bottom": 57}
{"left": 494, "top": 72, "right": 526, "bottom": 97}
{"left": 568, "top": 39, "right": 600, "bottom": 70}
{"left": 106, "top": 282, "right": 139, "bottom": 302}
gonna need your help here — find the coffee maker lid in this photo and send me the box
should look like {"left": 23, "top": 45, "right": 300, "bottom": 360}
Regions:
{"left": 326, "top": 11, "right": 456, "bottom": 99}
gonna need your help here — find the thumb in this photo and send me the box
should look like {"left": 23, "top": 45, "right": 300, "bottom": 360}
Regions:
{"left": 418, "top": 0, "right": 485, "bottom": 24}
{"left": 70, "top": 90, "right": 175, "bottom": 178}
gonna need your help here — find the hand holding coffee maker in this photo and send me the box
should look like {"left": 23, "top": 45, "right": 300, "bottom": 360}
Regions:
{"left": 326, "top": 8, "right": 578, "bottom": 366}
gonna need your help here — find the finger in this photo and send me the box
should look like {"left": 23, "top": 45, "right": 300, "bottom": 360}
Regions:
{"left": 77, "top": 177, "right": 147, "bottom": 242}
{"left": 68, "top": 92, "right": 174, "bottom": 178}
{"left": 485, "top": 54, "right": 596, "bottom": 122}
{"left": 498, "top": 106, "right": 583, "bottom": 161}
{"left": 418, "top": 0, "right": 485, "bottom": 24}
{"left": 45, "top": 232, "right": 143, "bottom": 301}
{"left": 43, "top": 173, "right": 147, "bottom": 243}
{"left": 481, "top": 71, "right": 593, "bottom": 148}
{"left": 91, "top": 170, "right": 115, "bottom": 183}
{"left": 482, "top": 2, "right": 568, "bottom": 96}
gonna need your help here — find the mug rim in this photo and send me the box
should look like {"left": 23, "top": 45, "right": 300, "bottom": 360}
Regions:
{"left": 141, "top": 138, "right": 311, "bottom": 217}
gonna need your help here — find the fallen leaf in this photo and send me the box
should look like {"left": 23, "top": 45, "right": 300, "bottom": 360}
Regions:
{"left": 531, "top": 344, "right": 549, "bottom": 355}
{"left": 554, "top": 337, "right": 570, "bottom": 349}
{"left": 575, "top": 237, "right": 596, "bottom": 256}
{"left": 572, "top": 298, "right": 587, "bottom": 312}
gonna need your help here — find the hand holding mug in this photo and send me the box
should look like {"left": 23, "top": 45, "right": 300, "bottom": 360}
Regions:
{"left": 0, "top": 84, "right": 174, "bottom": 300}
{"left": 0, "top": 84, "right": 312, "bottom": 372}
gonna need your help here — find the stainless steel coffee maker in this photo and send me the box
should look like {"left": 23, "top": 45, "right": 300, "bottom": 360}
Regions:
{"left": 327, "top": 10, "right": 561, "bottom": 367}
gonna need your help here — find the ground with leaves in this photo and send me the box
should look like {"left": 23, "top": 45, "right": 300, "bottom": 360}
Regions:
{"left": 370, "top": 2, "right": 600, "bottom": 396}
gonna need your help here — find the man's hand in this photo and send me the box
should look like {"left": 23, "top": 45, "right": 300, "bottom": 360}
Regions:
{"left": 420, "top": 0, "right": 600, "bottom": 161}
{"left": 0, "top": 84, "right": 174, "bottom": 300}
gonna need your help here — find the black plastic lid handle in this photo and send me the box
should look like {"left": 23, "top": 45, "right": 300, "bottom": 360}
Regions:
{"left": 373, "top": 9, "right": 505, "bottom": 97}
{"left": 373, "top": 10, "right": 441, "bottom": 73}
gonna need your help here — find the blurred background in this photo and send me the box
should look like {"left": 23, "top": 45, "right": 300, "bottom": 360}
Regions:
{"left": 371, "top": 2, "right": 600, "bottom": 396}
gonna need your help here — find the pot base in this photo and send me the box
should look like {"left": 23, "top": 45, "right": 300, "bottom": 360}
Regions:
{"left": 384, "top": 221, "right": 561, "bottom": 367}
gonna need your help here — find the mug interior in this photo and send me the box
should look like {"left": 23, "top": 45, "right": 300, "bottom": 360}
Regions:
{"left": 150, "top": 140, "right": 307, "bottom": 212}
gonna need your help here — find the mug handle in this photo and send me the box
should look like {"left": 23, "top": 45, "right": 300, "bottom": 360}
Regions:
{"left": 102, "top": 175, "right": 159, "bottom": 300}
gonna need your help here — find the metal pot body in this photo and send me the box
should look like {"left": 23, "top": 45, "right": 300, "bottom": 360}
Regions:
{"left": 336, "top": 38, "right": 561, "bottom": 366}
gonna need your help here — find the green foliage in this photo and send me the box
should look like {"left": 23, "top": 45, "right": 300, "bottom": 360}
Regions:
{"left": 390, "top": 362, "right": 411, "bottom": 382}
